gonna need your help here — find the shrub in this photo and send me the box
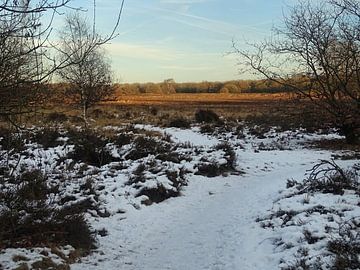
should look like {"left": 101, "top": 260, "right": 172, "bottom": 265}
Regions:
{"left": 0, "top": 169, "right": 95, "bottom": 251}
{"left": 0, "top": 128, "right": 25, "bottom": 152}
{"left": 149, "top": 107, "right": 158, "bottom": 116}
{"left": 67, "top": 129, "right": 117, "bottom": 167}
{"left": 127, "top": 163, "right": 147, "bottom": 185}
{"left": 199, "top": 124, "right": 214, "bottom": 134}
{"left": 165, "top": 168, "right": 188, "bottom": 189}
{"left": 91, "top": 109, "right": 106, "bottom": 118}
{"left": 114, "top": 132, "right": 133, "bottom": 147}
{"left": 301, "top": 160, "right": 359, "bottom": 195}
{"left": 215, "top": 142, "right": 237, "bottom": 171}
{"left": 130, "top": 166, "right": 189, "bottom": 205}
{"left": 125, "top": 136, "right": 170, "bottom": 160}
{"left": 32, "top": 128, "right": 63, "bottom": 149}
{"left": 196, "top": 143, "right": 238, "bottom": 177}
{"left": 328, "top": 218, "right": 360, "bottom": 269}
{"left": 248, "top": 125, "right": 269, "bottom": 139}
{"left": 195, "top": 162, "right": 223, "bottom": 177}
{"left": 69, "top": 115, "right": 85, "bottom": 124}
{"left": 156, "top": 151, "right": 183, "bottom": 163}
{"left": 46, "top": 112, "right": 68, "bottom": 123}
{"left": 168, "top": 117, "right": 191, "bottom": 129}
{"left": 137, "top": 184, "right": 179, "bottom": 204}
{"left": 194, "top": 109, "right": 220, "bottom": 123}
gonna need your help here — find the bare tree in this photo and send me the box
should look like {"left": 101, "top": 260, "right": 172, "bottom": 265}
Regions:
{"left": 57, "top": 13, "right": 114, "bottom": 124}
{"left": 233, "top": 0, "right": 360, "bottom": 144}
{"left": 0, "top": 0, "right": 67, "bottom": 122}
{"left": 0, "top": 0, "right": 125, "bottom": 125}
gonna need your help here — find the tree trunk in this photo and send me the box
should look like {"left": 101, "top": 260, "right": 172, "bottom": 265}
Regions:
{"left": 83, "top": 101, "right": 88, "bottom": 127}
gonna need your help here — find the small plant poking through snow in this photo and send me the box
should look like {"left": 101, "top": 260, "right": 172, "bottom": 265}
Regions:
{"left": 258, "top": 160, "right": 360, "bottom": 270}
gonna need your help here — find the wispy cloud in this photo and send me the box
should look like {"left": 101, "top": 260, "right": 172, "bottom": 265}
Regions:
{"left": 118, "top": 19, "right": 159, "bottom": 37}
{"left": 143, "top": 6, "right": 269, "bottom": 37}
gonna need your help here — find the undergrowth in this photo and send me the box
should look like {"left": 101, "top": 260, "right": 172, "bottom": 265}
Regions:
{"left": 259, "top": 160, "right": 360, "bottom": 270}
{"left": 67, "top": 129, "right": 117, "bottom": 167}
{"left": 0, "top": 168, "right": 95, "bottom": 252}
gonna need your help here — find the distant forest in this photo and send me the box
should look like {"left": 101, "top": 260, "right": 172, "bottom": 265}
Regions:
{"left": 113, "top": 79, "right": 294, "bottom": 95}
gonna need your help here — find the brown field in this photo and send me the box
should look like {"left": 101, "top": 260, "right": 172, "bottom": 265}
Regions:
{"left": 94, "top": 92, "right": 326, "bottom": 130}
{"left": 106, "top": 93, "right": 293, "bottom": 106}
{"left": 10, "top": 92, "right": 330, "bottom": 132}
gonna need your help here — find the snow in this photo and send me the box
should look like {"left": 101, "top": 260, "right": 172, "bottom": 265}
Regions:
{"left": 0, "top": 124, "right": 358, "bottom": 270}
{"left": 135, "top": 125, "right": 219, "bottom": 147}
{"left": 71, "top": 127, "right": 350, "bottom": 270}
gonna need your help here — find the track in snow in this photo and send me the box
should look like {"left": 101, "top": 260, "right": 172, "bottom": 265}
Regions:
{"left": 73, "top": 146, "right": 333, "bottom": 270}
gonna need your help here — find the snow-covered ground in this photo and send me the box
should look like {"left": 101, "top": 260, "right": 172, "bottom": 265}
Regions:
{"left": 0, "top": 125, "right": 358, "bottom": 269}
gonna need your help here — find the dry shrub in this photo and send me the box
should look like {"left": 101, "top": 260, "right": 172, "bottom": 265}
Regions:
{"left": 195, "top": 162, "right": 224, "bottom": 177}
{"left": 167, "top": 117, "right": 191, "bottom": 129}
{"left": 67, "top": 129, "right": 117, "bottom": 167}
{"left": 32, "top": 128, "right": 63, "bottom": 149}
{"left": 194, "top": 109, "right": 220, "bottom": 123}
{"left": 127, "top": 163, "right": 147, "bottom": 185}
{"left": 125, "top": 136, "right": 170, "bottom": 160}
{"left": 248, "top": 125, "right": 270, "bottom": 139}
{"left": 165, "top": 168, "right": 188, "bottom": 189}
{"left": 114, "top": 132, "right": 133, "bottom": 147}
{"left": 46, "top": 112, "right": 68, "bottom": 123}
{"left": 215, "top": 142, "right": 237, "bottom": 171}
{"left": 195, "top": 143, "right": 238, "bottom": 177}
{"left": 91, "top": 109, "right": 107, "bottom": 118}
{"left": 0, "top": 169, "right": 95, "bottom": 251}
{"left": 328, "top": 218, "right": 360, "bottom": 270}
{"left": 137, "top": 184, "right": 179, "bottom": 204}
{"left": 0, "top": 128, "right": 25, "bottom": 152}
{"left": 301, "top": 160, "right": 359, "bottom": 196}
{"left": 129, "top": 164, "right": 189, "bottom": 205}
{"left": 199, "top": 124, "right": 214, "bottom": 134}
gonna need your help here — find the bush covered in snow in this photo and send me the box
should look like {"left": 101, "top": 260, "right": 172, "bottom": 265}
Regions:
{"left": 258, "top": 160, "right": 360, "bottom": 270}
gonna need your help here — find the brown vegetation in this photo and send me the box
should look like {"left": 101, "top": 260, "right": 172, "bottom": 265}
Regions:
{"left": 108, "top": 92, "right": 291, "bottom": 106}
{"left": 112, "top": 79, "right": 294, "bottom": 96}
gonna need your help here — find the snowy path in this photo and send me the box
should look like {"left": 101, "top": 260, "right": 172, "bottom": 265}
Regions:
{"left": 73, "top": 146, "right": 334, "bottom": 270}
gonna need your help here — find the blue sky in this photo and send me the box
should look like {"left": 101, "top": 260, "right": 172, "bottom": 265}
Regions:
{"left": 75, "top": 0, "right": 294, "bottom": 83}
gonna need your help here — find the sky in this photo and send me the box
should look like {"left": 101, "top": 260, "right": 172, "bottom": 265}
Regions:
{"left": 70, "top": 0, "right": 295, "bottom": 83}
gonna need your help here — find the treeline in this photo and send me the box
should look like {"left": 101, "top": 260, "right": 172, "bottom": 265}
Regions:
{"left": 113, "top": 79, "right": 294, "bottom": 95}
{"left": 48, "top": 78, "right": 295, "bottom": 104}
